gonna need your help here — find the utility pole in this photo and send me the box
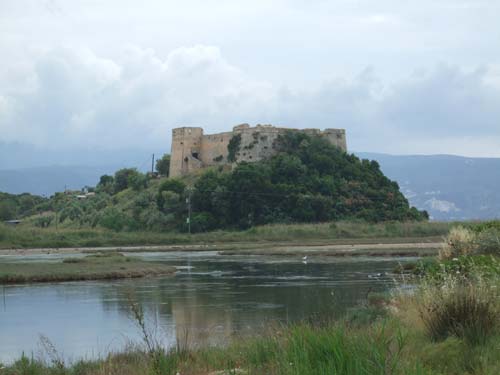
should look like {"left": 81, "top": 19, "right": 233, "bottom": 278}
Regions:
{"left": 186, "top": 187, "right": 192, "bottom": 234}
{"left": 151, "top": 153, "right": 155, "bottom": 174}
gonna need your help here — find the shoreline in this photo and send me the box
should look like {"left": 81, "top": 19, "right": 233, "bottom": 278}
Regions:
{"left": 0, "top": 253, "right": 176, "bottom": 284}
{"left": 0, "top": 240, "right": 441, "bottom": 257}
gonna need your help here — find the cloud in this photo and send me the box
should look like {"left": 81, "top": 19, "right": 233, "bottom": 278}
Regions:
{"left": 0, "top": 45, "right": 273, "bottom": 149}
{"left": 380, "top": 65, "right": 500, "bottom": 137}
{"left": 1, "top": 45, "right": 500, "bottom": 156}
{"left": 425, "top": 198, "right": 460, "bottom": 213}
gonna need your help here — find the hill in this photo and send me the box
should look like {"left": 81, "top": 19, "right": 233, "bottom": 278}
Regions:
{"left": 1, "top": 132, "right": 426, "bottom": 231}
{"left": 1, "top": 151, "right": 499, "bottom": 222}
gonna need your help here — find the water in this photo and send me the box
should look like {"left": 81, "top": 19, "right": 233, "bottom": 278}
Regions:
{"left": 0, "top": 251, "right": 413, "bottom": 363}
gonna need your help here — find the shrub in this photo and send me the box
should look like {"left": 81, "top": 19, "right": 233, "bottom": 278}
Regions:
{"left": 98, "top": 208, "right": 133, "bottom": 231}
{"left": 34, "top": 214, "right": 55, "bottom": 228}
{"left": 439, "top": 226, "right": 476, "bottom": 260}
{"left": 158, "top": 179, "right": 186, "bottom": 195}
{"left": 418, "top": 277, "right": 499, "bottom": 345}
{"left": 475, "top": 229, "right": 500, "bottom": 256}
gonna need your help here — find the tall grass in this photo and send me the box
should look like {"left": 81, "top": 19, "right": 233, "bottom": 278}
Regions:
{"left": 0, "top": 220, "right": 452, "bottom": 249}
{"left": 417, "top": 276, "right": 499, "bottom": 345}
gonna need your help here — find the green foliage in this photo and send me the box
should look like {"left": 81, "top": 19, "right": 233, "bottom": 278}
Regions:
{"left": 193, "top": 131, "right": 427, "bottom": 229}
{"left": 414, "top": 255, "right": 500, "bottom": 281}
{"left": 98, "top": 207, "right": 134, "bottom": 231}
{"left": 114, "top": 168, "right": 140, "bottom": 193}
{"left": 0, "top": 192, "right": 46, "bottom": 220}
{"left": 128, "top": 171, "right": 148, "bottom": 191}
{"left": 418, "top": 277, "right": 499, "bottom": 345}
{"left": 157, "top": 179, "right": 186, "bottom": 218}
{"left": 96, "top": 174, "right": 114, "bottom": 194}
{"left": 155, "top": 153, "right": 171, "bottom": 176}
{"left": 158, "top": 179, "right": 186, "bottom": 195}
{"left": 470, "top": 220, "right": 500, "bottom": 234}
{"left": 475, "top": 229, "right": 500, "bottom": 255}
{"left": 34, "top": 214, "right": 54, "bottom": 228}
{"left": 59, "top": 203, "right": 83, "bottom": 223}
{"left": 0, "top": 200, "right": 16, "bottom": 220}
{"left": 227, "top": 133, "right": 241, "bottom": 162}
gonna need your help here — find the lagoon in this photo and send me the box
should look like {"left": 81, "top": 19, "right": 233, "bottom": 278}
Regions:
{"left": 0, "top": 251, "right": 413, "bottom": 363}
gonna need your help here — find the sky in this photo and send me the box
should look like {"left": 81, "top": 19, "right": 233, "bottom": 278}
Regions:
{"left": 1, "top": 0, "right": 500, "bottom": 167}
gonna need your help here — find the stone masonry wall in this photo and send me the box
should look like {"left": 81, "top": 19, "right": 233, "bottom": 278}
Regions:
{"left": 169, "top": 124, "right": 347, "bottom": 177}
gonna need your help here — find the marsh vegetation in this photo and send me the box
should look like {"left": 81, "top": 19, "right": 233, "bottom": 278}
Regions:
{"left": 0, "top": 252, "right": 175, "bottom": 283}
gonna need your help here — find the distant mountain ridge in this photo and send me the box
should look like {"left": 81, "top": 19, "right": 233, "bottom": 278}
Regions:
{"left": 0, "top": 166, "right": 120, "bottom": 196}
{"left": 1, "top": 153, "right": 499, "bottom": 221}
{"left": 357, "top": 153, "right": 500, "bottom": 221}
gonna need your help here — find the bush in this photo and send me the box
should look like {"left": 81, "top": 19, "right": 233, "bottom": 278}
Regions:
{"left": 98, "top": 208, "right": 133, "bottom": 231}
{"left": 439, "top": 226, "right": 476, "bottom": 260}
{"left": 470, "top": 220, "right": 500, "bottom": 234}
{"left": 128, "top": 172, "right": 148, "bottom": 191}
{"left": 34, "top": 214, "right": 55, "bottom": 228}
{"left": 155, "top": 154, "right": 170, "bottom": 176}
{"left": 475, "top": 229, "right": 500, "bottom": 256}
{"left": 418, "top": 277, "right": 499, "bottom": 345}
{"left": 158, "top": 179, "right": 186, "bottom": 195}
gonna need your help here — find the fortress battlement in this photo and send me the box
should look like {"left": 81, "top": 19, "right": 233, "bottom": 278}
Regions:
{"left": 169, "top": 124, "right": 347, "bottom": 177}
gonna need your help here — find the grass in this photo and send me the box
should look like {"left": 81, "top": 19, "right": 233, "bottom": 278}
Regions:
{"left": 0, "top": 220, "right": 453, "bottom": 250}
{"left": 0, "top": 252, "right": 175, "bottom": 284}
{"left": 2, "top": 308, "right": 499, "bottom": 375}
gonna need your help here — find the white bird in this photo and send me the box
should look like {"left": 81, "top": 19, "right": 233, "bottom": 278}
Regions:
{"left": 302, "top": 256, "right": 308, "bottom": 261}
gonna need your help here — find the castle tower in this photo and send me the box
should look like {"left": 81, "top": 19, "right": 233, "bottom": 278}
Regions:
{"left": 169, "top": 127, "right": 204, "bottom": 177}
{"left": 322, "top": 129, "right": 347, "bottom": 152}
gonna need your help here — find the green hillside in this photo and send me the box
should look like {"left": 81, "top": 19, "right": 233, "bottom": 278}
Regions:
{"left": 2, "top": 132, "right": 427, "bottom": 233}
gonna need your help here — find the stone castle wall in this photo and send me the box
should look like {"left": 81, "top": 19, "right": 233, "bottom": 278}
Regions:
{"left": 169, "top": 124, "right": 347, "bottom": 177}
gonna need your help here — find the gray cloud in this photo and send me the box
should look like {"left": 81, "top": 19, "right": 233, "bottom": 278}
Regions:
{"left": 1, "top": 45, "right": 499, "bottom": 157}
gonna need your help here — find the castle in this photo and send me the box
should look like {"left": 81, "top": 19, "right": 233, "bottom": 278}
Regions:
{"left": 169, "top": 124, "right": 347, "bottom": 177}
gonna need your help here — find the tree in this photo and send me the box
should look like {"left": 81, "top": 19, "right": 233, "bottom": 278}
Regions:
{"left": 97, "top": 174, "right": 114, "bottom": 194}
{"left": 157, "top": 178, "right": 186, "bottom": 213}
{"left": 114, "top": 168, "right": 139, "bottom": 193}
{"left": 155, "top": 154, "right": 171, "bottom": 176}
{"left": 0, "top": 201, "right": 16, "bottom": 221}
{"left": 188, "top": 131, "right": 428, "bottom": 229}
{"left": 128, "top": 172, "right": 148, "bottom": 191}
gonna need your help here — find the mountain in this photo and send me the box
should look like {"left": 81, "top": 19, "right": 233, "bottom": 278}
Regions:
{"left": 358, "top": 153, "right": 500, "bottom": 221}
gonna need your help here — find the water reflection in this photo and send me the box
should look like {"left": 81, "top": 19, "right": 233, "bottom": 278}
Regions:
{"left": 0, "top": 251, "right": 412, "bottom": 363}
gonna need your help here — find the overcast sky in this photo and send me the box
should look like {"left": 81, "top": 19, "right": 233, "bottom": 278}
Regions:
{"left": 1, "top": 0, "right": 500, "bottom": 162}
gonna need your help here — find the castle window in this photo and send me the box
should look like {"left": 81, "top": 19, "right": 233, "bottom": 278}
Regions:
{"left": 249, "top": 156, "right": 252, "bottom": 159}
{"left": 184, "top": 157, "right": 188, "bottom": 162}
{"left": 192, "top": 152, "right": 199, "bottom": 159}
{"left": 180, "top": 142, "right": 184, "bottom": 145}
